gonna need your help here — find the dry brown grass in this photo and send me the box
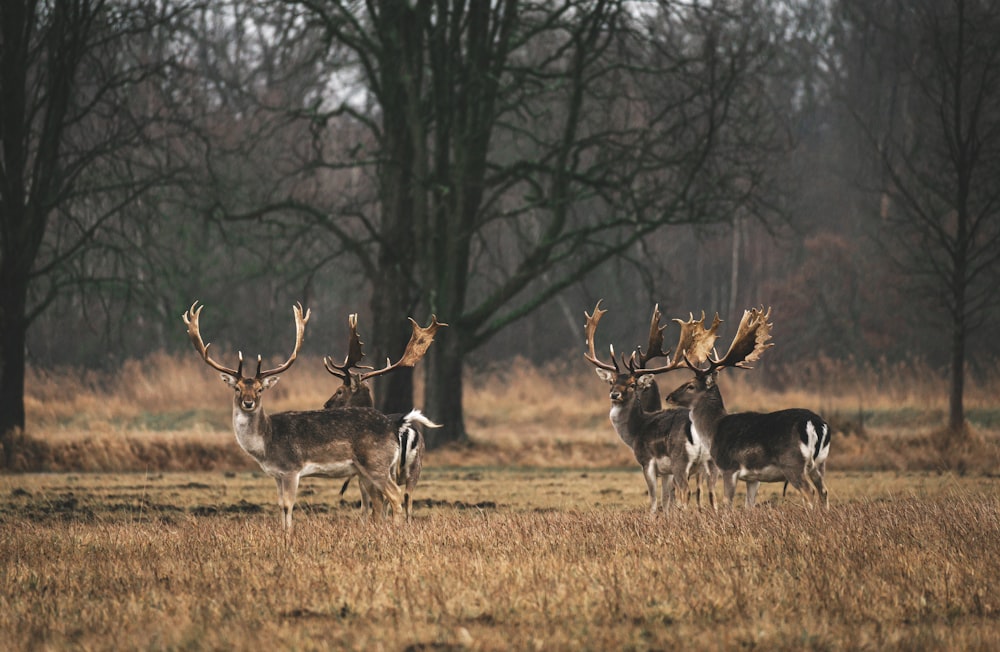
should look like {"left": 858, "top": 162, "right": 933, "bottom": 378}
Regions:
{"left": 5, "top": 357, "right": 1000, "bottom": 650}
{"left": 11, "top": 353, "right": 1000, "bottom": 473}
{"left": 1, "top": 470, "right": 998, "bottom": 651}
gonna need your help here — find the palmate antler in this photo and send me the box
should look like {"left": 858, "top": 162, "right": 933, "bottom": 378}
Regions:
{"left": 183, "top": 301, "right": 311, "bottom": 379}
{"left": 583, "top": 301, "right": 720, "bottom": 376}
{"left": 324, "top": 314, "right": 447, "bottom": 383}
{"left": 688, "top": 306, "right": 773, "bottom": 374}
{"left": 323, "top": 313, "right": 368, "bottom": 384}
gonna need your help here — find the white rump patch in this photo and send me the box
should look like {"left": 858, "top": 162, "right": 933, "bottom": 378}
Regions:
{"left": 801, "top": 420, "right": 831, "bottom": 469}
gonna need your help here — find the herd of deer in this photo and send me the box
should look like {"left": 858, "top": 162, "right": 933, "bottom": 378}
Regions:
{"left": 584, "top": 301, "right": 831, "bottom": 515}
{"left": 182, "top": 299, "right": 831, "bottom": 533}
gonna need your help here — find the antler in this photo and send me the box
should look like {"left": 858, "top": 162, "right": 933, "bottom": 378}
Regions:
{"left": 583, "top": 300, "right": 622, "bottom": 372}
{"left": 636, "top": 311, "right": 721, "bottom": 374}
{"left": 354, "top": 315, "right": 447, "bottom": 382}
{"left": 257, "top": 302, "right": 311, "bottom": 379}
{"left": 697, "top": 306, "right": 773, "bottom": 373}
{"left": 630, "top": 304, "right": 669, "bottom": 369}
{"left": 182, "top": 301, "right": 243, "bottom": 377}
{"left": 323, "top": 313, "right": 369, "bottom": 383}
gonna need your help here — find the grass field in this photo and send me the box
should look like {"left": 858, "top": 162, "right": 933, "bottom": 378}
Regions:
{"left": 1, "top": 470, "right": 999, "bottom": 651}
{"left": 3, "top": 354, "right": 1000, "bottom": 650}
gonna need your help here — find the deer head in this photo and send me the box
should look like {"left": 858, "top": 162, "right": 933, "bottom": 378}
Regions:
{"left": 666, "top": 306, "right": 773, "bottom": 408}
{"left": 183, "top": 301, "right": 310, "bottom": 413}
{"left": 584, "top": 300, "right": 719, "bottom": 409}
{"left": 323, "top": 313, "right": 446, "bottom": 409}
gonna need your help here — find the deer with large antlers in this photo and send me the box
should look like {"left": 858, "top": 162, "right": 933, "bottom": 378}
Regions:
{"left": 665, "top": 307, "right": 831, "bottom": 509}
{"left": 323, "top": 313, "right": 445, "bottom": 519}
{"left": 584, "top": 301, "right": 720, "bottom": 513}
{"left": 182, "top": 301, "right": 425, "bottom": 532}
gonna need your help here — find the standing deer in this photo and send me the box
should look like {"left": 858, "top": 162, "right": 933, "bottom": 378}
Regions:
{"left": 182, "top": 301, "right": 422, "bottom": 532}
{"left": 323, "top": 313, "right": 445, "bottom": 519}
{"left": 665, "top": 307, "right": 831, "bottom": 509}
{"left": 584, "top": 301, "right": 719, "bottom": 513}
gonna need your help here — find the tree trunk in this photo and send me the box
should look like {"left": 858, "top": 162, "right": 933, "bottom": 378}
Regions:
{"left": 949, "top": 323, "right": 965, "bottom": 435}
{"left": 948, "top": 268, "right": 967, "bottom": 436}
{"left": 0, "top": 267, "right": 28, "bottom": 468}
{"left": 423, "top": 329, "right": 467, "bottom": 448}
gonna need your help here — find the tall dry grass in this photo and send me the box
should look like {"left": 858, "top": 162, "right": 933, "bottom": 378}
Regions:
{"left": 0, "top": 469, "right": 998, "bottom": 651}
{"left": 13, "top": 353, "right": 1000, "bottom": 472}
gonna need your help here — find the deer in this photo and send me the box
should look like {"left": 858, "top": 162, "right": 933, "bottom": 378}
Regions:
{"left": 664, "top": 307, "right": 831, "bottom": 509}
{"left": 584, "top": 301, "right": 720, "bottom": 514}
{"left": 323, "top": 312, "right": 445, "bottom": 519}
{"left": 182, "top": 301, "right": 427, "bottom": 532}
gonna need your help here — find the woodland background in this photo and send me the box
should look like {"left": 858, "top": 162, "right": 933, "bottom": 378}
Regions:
{"left": 3, "top": 0, "right": 1000, "bottom": 457}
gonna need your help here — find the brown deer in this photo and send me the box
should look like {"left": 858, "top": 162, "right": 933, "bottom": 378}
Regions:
{"left": 323, "top": 313, "right": 445, "bottom": 519}
{"left": 664, "top": 307, "right": 831, "bottom": 509}
{"left": 182, "top": 301, "right": 422, "bottom": 532}
{"left": 584, "top": 301, "right": 719, "bottom": 513}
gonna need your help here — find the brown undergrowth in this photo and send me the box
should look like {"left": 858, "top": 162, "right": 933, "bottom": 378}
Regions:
{"left": 9, "top": 353, "right": 1000, "bottom": 473}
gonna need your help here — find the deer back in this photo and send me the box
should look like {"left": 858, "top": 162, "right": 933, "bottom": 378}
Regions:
{"left": 265, "top": 407, "right": 400, "bottom": 473}
{"left": 712, "top": 408, "right": 830, "bottom": 474}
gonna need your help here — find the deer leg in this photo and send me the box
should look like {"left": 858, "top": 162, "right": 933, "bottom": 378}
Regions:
{"left": 661, "top": 474, "right": 674, "bottom": 512}
{"left": 744, "top": 480, "right": 761, "bottom": 507}
{"left": 671, "top": 466, "right": 689, "bottom": 510}
{"left": 368, "top": 485, "right": 386, "bottom": 521}
{"left": 275, "top": 474, "right": 300, "bottom": 533}
{"left": 383, "top": 476, "right": 403, "bottom": 522}
{"left": 642, "top": 462, "right": 659, "bottom": 514}
{"left": 358, "top": 477, "right": 372, "bottom": 514}
{"left": 705, "top": 461, "right": 719, "bottom": 511}
{"left": 810, "top": 461, "right": 829, "bottom": 509}
{"left": 785, "top": 472, "right": 817, "bottom": 509}
{"left": 722, "top": 472, "right": 738, "bottom": 507}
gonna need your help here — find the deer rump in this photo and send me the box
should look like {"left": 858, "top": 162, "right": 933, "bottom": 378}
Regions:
{"left": 711, "top": 408, "right": 830, "bottom": 481}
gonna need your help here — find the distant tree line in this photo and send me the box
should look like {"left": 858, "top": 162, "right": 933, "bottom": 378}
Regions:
{"left": 3, "top": 0, "right": 999, "bottom": 463}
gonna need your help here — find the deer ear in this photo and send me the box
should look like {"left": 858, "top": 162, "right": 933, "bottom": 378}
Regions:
{"left": 220, "top": 372, "right": 238, "bottom": 387}
{"left": 706, "top": 371, "right": 719, "bottom": 388}
{"left": 637, "top": 374, "right": 655, "bottom": 389}
{"left": 261, "top": 376, "right": 281, "bottom": 390}
{"left": 595, "top": 368, "right": 615, "bottom": 383}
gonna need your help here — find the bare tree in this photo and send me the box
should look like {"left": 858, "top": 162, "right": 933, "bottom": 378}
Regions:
{"left": 833, "top": 0, "right": 1000, "bottom": 436}
{"left": 260, "top": 0, "right": 792, "bottom": 446}
{"left": 0, "top": 0, "right": 187, "bottom": 464}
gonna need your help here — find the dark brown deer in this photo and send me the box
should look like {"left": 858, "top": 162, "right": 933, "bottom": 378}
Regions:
{"left": 323, "top": 313, "right": 445, "bottom": 519}
{"left": 665, "top": 307, "right": 831, "bottom": 509}
{"left": 182, "top": 301, "right": 422, "bottom": 531}
{"left": 584, "top": 301, "right": 719, "bottom": 513}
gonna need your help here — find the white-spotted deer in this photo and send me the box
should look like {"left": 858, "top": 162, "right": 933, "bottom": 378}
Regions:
{"left": 584, "top": 301, "right": 719, "bottom": 513}
{"left": 665, "top": 307, "right": 831, "bottom": 509}
{"left": 323, "top": 313, "right": 445, "bottom": 519}
{"left": 182, "top": 301, "right": 421, "bottom": 532}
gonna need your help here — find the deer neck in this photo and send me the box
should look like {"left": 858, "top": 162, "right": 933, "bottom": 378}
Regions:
{"left": 690, "top": 384, "right": 726, "bottom": 443}
{"left": 639, "top": 382, "right": 661, "bottom": 412}
{"left": 231, "top": 401, "right": 271, "bottom": 461}
{"left": 609, "top": 395, "right": 648, "bottom": 450}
